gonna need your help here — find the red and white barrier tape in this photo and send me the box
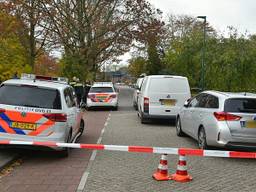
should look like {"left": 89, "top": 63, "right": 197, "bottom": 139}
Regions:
{"left": 0, "top": 140, "right": 256, "bottom": 159}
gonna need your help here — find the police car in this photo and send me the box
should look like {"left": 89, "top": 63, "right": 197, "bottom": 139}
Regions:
{"left": 87, "top": 82, "right": 118, "bottom": 110}
{"left": 0, "top": 74, "right": 85, "bottom": 157}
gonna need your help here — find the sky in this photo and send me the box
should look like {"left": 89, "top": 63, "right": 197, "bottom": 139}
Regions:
{"left": 118, "top": 0, "right": 256, "bottom": 66}
{"left": 148, "top": 0, "right": 256, "bottom": 34}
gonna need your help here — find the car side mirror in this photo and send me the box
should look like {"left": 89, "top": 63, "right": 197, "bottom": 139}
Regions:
{"left": 184, "top": 100, "right": 190, "bottom": 108}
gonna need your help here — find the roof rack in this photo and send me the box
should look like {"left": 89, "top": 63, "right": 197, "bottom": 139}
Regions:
{"left": 21, "top": 73, "right": 68, "bottom": 84}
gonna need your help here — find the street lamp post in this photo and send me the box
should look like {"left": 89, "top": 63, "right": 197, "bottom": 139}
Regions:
{"left": 197, "top": 16, "right": 206, "bottom": 91}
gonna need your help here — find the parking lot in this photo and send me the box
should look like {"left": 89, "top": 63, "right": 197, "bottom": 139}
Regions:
{"left": 83, "top": 86, "right": 256, "bottom": 192}
{"left": 0, "top": 86, "right": 255, "bottom": 192}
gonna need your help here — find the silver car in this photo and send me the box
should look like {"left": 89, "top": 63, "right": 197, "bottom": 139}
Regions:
{"left": 176, "top": 91, "right": 256, "bottom": 149}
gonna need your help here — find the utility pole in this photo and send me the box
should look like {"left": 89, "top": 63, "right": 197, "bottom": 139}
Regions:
{"left": 197, "top": 16, "right": 207, "bottom": 91}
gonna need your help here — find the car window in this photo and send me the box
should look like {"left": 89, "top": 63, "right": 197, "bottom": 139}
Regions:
{"left": 196, "top": 94, "right": 208, "bottom": 108}
{"left": 89, "top": 87, "right": 114, "bottom": 93}
{"left": 189, "top": 95, "right": 200, "bottom": 107}
{"left": 224, "top": 98, "right": 256, "bottom": 113}
{"left": 205, "top": 95, "right": 219, "bottom": 108}
{"left": 0, "top": 84, "right": 61, "bottom": 109}
{"left": 141, "top": 77, "right": 148, "bottom": 92}
{"left": 64, "top": 88, "right": 76, "bottom": 108}
{"left": 136, "top": 78, "right": 144, "bottom": 89}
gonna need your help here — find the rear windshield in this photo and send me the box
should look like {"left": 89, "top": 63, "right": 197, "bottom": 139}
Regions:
{"left": 149, "top": 78, "right": 190, "bottom": 93}
{"left": 89, "top": 87, "right": 114, "bottom": 93}
{"left": 0, "top": 84, "right": 61, "bottom": 109}
{"left": 224, "top": 98, "right": 256, "bottom": 113}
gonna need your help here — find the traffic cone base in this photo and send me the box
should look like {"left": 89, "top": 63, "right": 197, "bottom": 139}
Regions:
{"left": 171, "top": 173, "right": 192, "bottom": 182}
{"left": 153, "top": 172, "right": 172, "bottom": 181}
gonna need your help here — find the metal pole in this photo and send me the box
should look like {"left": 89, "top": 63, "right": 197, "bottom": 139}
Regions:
{"left": 197, "top": 16, "right": 207, "bottom": 91}
{"left": 202, "top": 17, "right": 206, "bottom": 91}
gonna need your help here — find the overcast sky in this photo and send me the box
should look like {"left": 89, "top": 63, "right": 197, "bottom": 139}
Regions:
{"left": 148, "top": 0, "right": 256, "bottom": 34}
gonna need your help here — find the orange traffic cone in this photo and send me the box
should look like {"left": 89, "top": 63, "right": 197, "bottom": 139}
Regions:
{"left": 152, "top": 154, "right": 172, "bottom": 181}
{"left": 171, "top": 154, "right": 192, "bottom": 182}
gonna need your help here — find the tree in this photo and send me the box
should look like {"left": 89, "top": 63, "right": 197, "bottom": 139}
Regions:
{"left": 128, "top": 57, "right": 147, "bottom": 77}
{"left": 0, "top": 9, "right": 31, "bottom": 81}
{"left": 40, "top": 0, "right": 163, "bottom": 80}
{"left": 6, "top": 0, "right": 53, "bottom": 71}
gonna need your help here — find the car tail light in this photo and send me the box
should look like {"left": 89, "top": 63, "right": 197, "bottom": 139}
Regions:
{"left": 43, "top": 113, "right": 67, "bottom": 122}
{"left": 214, "top": 112, "right": 241, "bottom": 121}
{"left": 110, "top": 94, "right": 117, "bottom": 99}
{"left": 144, "top": 97, "right": 149, "bottom": 113}
{"left": 0, "top": 108, "right": 6, "bottom": 113}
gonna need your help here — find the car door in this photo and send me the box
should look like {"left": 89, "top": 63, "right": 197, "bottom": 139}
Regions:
{"left": 64, "top": 88, "right": 77, "bottom": 135}
{"left": 190, "top": 93, "right": 209, "bottom": 138}
{"left": 201, "top": 94, "right": 220, "bottom": 140}
{"left": 181, "top": 95, "right": 200, "bottom": 136}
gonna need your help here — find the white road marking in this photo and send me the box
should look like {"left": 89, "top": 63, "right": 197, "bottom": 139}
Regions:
{"left": 77, "top": 113, "right": 110, "bottom": 192}
{"left": 90, "top": 150, "right": 97, "bottom": 161}
{"left": 97, "top": 137, "right": 102, "bottom": 144}
{"left": 77, "top": 172, "right": 89, "bottom": 192}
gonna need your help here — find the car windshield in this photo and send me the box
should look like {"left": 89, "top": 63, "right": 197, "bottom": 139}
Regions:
{"left": 224, "top": 98, "right": 256, "bottom": 113}
{"left": 89, "top": 87, "right": 114, "bottom": 93}
{"left": 0, "top": 84, "right": 61, "bottom": 109}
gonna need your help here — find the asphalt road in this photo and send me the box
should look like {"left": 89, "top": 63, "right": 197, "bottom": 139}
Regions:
{"left": 83, "top": 86, "right": 256, "bottom": 192}
{"left": 0, "top": 110, "right": 110, "bottom": 192}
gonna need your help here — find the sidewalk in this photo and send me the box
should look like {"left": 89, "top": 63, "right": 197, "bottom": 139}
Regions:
{"left": 0, "top": 149, "right": 19, "bottom": 172}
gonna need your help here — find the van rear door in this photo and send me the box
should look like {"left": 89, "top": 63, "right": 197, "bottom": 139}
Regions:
{"left": 148, "top": 76, "right": 191, "bottom": 116}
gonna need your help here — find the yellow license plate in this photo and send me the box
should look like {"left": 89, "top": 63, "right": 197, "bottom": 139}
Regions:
{"left": 161, "top": 99, "right": 176, "bottom": 106}
{"left": 11, "top": 122, "right": 37, "bottom": 130}
{"left": 246, "top": 121, "right": 256, "bottom": 128}
{"left": 97, "top": 96, "right": 107, "bottom": 100}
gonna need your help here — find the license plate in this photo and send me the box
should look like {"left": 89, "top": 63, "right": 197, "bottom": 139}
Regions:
{"left": 161, "top": 99, "right": 176, "bottom": 106}
{"left": 11, "top": 122, "right": 37, "bottom": 130}
{"left": 245, "top": 121, "right": 256, "bottom": 128}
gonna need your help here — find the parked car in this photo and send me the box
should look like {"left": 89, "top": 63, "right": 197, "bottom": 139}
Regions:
{"left": 0, "top": 74, "right": 85, "bottom": 157}
{"left": 137, "top": 75, "right": 191, "bottom": 123}
{"left": 87, "top": 82, "right": 118, "bottom": 110}
{"left": 176, "top": 91, "right": 256, "bottom": 150}
{"left": 133, "top": 77, "right": 144, "bottom": 110}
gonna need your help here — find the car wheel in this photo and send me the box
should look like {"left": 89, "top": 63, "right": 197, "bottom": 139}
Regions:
{"left": 176, "top": 117, "right": 185, "bottom": 137}
{"left": 59, "top": 131, "right": 72, "bottom": 158}
{"left": 198, "top": 127, "right": 208, "bottom": 149}
{"left": 113, "top": 106, "right": 118, "bottom": 111}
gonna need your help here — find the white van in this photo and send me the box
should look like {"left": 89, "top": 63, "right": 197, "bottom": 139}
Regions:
{"left": 137, "top": 75, "right": 191, "bottom": 123}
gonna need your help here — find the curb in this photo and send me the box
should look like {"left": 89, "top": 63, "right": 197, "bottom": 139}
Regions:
{"left": 0, "top": 151, "right": 20, "bottom": 172}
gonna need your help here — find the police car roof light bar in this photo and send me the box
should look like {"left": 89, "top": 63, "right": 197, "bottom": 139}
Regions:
{"left": 21, "top": 73, "right": 68, "bottom": 84}
{"left": 21, "top": 73, "right": 36, "bottom": 80}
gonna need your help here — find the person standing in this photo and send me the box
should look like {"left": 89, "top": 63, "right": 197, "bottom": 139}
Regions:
{"left": 74, "top": 78, "right": 84, "bottom": 106}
